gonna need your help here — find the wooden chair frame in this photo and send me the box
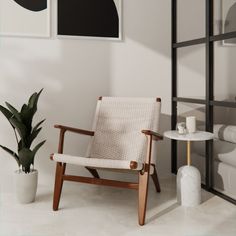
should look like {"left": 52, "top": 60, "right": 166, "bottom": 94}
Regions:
{"left": 51, "top": 123, "right": 163, "bottom": 226}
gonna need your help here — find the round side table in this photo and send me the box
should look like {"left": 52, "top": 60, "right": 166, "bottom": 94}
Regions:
{"left": 164, "top": 130, "right": 214, "bottom": 207}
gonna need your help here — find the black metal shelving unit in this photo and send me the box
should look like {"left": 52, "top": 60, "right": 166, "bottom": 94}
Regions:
{"left": 171, "top": 0, "right": 236, "bottom": 204}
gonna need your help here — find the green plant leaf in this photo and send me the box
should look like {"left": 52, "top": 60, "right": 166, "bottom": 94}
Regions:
{"left": 21, "top": 104, "right": 28, "bottom": 113}
{"left": 22, "top": 89, "right": 43, "bottom": 133}
{"left": 9, "top": 117, "right": 27, "bottom": 141}
{"left": 18, "top": 140, "right": 23, "bottom": 151}
{"left": 28, "top": 89, "right": 43, "bottom": 111}
{"left": 5, "top": 102, "right": 22, "bottom": 122}
{"left": 20, "top": 105, "right": 34, "bottom": 132}
{"left": 32, "top": 140, "right": 46, "bottom": 160}
{"left": 18, "top": 148, "right": 34, "bottom": 173}
{"left": 32, "top": 119, "right": 45, "bottom": 132}
{"left": 21, "top": 104, "right": 32, "bottom": 121}
{"left": 0, "top": 145, "right": 20, "bottom": 166}
{"left": 28, "top": 93, "right": 37, "bottom": 108}
{"left": 27, "top": 127, "right": 42, "bottom": 147}
{"left": 0, "top": 105, "right": 20, "bottom": 146}
{"left": 0, "top": 105, "right": 13, "bottom": 121}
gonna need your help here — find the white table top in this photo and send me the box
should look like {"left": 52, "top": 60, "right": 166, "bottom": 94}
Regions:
{"left": 164, "top": 130, "right": 214, "bottom": 141}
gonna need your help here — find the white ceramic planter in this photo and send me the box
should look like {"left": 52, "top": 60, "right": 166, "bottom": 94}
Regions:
{"left": 14, "top": 169, "right": 38, "bottom": 204}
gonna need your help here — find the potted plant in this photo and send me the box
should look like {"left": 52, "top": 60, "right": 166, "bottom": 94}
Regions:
{"left": 0, "top": 89, "right": 46, "bottom": 203}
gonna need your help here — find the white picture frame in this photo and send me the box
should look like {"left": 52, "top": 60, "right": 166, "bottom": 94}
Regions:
{"left": 222, "top": 0, "right": 236, "bottom": 46}
{"left": 0, "top": 0, "right": 51, "bottom": 38}
{"left": 57, "top": 0, "right": 122, "bottom": 41}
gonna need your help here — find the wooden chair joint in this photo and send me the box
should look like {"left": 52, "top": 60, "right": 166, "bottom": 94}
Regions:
{"left": 140, "top": 163, "right": 150, "bottom": 175}
{"left": 130, "top": 161, "right": 138, "bottom": 170}
{"left": 50, "top": 153, "right": 54, "bottom": 161}
{"left": 142, "top": 130, "right": 163, "bottom": 141}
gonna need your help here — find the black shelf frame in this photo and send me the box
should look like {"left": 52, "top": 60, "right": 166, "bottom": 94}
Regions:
{"left": 171, "top": 0, "right": 236, "bottom": 204}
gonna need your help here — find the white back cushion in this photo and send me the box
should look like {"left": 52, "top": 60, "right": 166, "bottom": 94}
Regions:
{"left": 89, "top": 97, "right": 161, "bottom": 163}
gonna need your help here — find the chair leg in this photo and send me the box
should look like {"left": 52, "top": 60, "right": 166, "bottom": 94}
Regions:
{"left": 151, "top": 165, "right": 161, "bottom": 193}
{"left": 85, "top": 167, "right": 100, "bottom": 178}
{"left": 138, "top": 171, "right": 150, "bottom": 226}
{"left": 53, "top": 163, "right": 66, "bottom": 211}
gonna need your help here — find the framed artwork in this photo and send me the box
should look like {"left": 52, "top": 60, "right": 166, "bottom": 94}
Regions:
{"left": 222, "top": 0, "right": 236, "bottom": 46}
{"left": 0, "top": 0, "right": 50, "bottom": 38}
{"left": 57, "top": 0, "right": 122, "bottom": 40}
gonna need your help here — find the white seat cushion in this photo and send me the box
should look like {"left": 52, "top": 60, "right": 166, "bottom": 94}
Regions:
{"left": 52, "top": 154, "right": 143, "bottom": 170}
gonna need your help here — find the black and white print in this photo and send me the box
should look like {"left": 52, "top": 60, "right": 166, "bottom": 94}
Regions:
{"left": 57, "top": 0, "right": 122, "bottom": 40}
{"left": 0, "top": 0, "right": 50, "bottom": 37}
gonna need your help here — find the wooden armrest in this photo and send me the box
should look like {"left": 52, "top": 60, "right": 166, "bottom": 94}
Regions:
{"left": 142, "top": 130, "right": 163, "bottom": 141}
{"left": 54, "top": 124, "right": 94, "bottom": 136}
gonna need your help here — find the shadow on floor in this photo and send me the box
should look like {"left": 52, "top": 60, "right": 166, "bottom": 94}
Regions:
{"left": 36, "top": 192, "right": 53, "bottom": 202}
{"left": 147, "top": 202, "right": 179, "bottom": 224}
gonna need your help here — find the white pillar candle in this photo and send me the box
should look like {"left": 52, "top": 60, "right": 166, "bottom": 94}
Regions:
{"left": 186, "top": 116, "right": 196, "bottom": 133}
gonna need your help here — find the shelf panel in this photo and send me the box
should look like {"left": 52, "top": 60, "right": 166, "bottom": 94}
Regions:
{"left": 210, "top": 100, "right": 236, "bottom": 108}
{"left": 173, "top": 31, "right": 236, "bottom": 48}
{"left": 173, "top": 37, "right": 206, "bottom": 48}
{"left": 210, "top": 31, "right": 236, "bottom": 42}
{"left": 173, "top": 97, "right": 206, "bottom": 105}
{"left": 173, "top": 98, "right": 236, "bottom": 108}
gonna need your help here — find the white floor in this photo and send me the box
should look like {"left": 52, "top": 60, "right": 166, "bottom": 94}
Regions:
{"left": 0, "top": 175, "right": 236, "bottom": 236}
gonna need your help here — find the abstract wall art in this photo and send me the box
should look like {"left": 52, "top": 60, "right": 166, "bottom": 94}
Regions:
{"left": 57, "top": 0, "right": 122, "bottom": 40}
{"left": 0, "top": 0, "right": 50, "bottom": 37}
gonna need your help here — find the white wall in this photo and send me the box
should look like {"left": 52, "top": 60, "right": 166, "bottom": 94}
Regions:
{"left": 0, "top": 0, "right": 172, "bottom": 193}
{"left": 3, "top": 0, "right": 236, "bottom": 193}
{"left": 1, "top": 0, "right": 236, "bottom": 194}
{"left": 0, "top": 1, "right": 113, "bottom": 192}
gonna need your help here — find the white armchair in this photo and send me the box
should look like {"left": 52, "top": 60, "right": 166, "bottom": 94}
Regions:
{"left": 50, "top": 97, "right": 163, "bottom": 225}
